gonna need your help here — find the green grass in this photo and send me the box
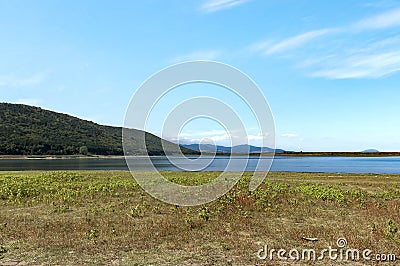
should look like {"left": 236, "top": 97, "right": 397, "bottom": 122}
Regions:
{"left": 1, "top": 171, "right": 400, "bottom": 265}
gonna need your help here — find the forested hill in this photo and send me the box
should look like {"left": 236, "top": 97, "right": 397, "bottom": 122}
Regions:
{"left": 0, "top": 103, "right": 196, "bottom": 156}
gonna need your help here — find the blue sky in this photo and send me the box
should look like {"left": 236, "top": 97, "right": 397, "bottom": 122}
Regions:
{"left": 1, "top": 0, "right": 400, "bottom": 151}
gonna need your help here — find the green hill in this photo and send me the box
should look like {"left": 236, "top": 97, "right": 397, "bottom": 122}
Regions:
{"left": 0, "top": 103, "right": 197, "bottom": 156}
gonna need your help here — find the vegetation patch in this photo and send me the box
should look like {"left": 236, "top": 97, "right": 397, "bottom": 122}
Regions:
{"left": 0, "top": 171, "right": 400, "bottom": 265}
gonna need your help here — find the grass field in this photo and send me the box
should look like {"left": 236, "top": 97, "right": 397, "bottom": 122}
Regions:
{"left": 1, "top": 171, "right": 400, "bottom": 265}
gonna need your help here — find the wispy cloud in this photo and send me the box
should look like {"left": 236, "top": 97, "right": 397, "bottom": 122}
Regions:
{"left": 256, "top": 29, "right": 336, "bottom": 55}
{"left": 168, "top": 129, "right": 270, "bottom": 146}
{"left": 247, "top": 133, "right": 270, "bottom": 141}
{"left": 252, "top": 6, "right": 400, "bottom": 79}
{"left": 171, "top": 50, "right": 221, "bottom": 63}
{"left": 0, "top": 71, "right": 48, "bottom": 87}
{"left": 171, "top": 131, "right": 232, "bottom": 145}
{"left": 200, "top": 0, "right": 251, "bottom": 13}
{"left": 352, "top": 7, "right": 400, "bottom": 30}
{"left": 311, "top": 51, "right": 400, "bottom": 79}
{"left": 306, "top": 35, "right": 400, "bottom": 79}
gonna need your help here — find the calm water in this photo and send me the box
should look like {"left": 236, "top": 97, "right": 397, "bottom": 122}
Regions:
{"left": 0, "top": 156, "right": 399, "bottom": 174}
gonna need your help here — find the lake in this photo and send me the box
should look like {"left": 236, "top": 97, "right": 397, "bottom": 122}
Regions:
{"left": 0, "top": 156, "right": 399, "bottom": 174}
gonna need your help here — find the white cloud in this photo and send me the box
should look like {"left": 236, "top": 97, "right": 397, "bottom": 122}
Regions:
{"left": 259, "top": 29, "right": 335, "bottom": 55}
{"left": 166, "top": 129, "right": 230, "bottom": 145}
{"left": 311, "top": 51, "right": 400, "bottom": 79}
{"left": 281, "top": 133, "right": 297, "bottom": 138}
{"left": 0, "top": 71, "right": 48, "bottom": 87}
{"left": 171, "top": 50, "right": 221, "bottom": 63}
{"left": 168, "top": 129, "right": 272, "bottom": 147}
{"left": 15, "top": 98, "right": 42, "bottom": 106}
{"left": 305, "top": 36, "right": 400, "bottom": 79}
{"left": 352, "top": 7, "right": 400, "bottom": 30}
{"left": 252, "top": 6, "right": 400, "bottom": 79}
{"left": 200, "top": 0, "right": 251, "bottom": 13}
{"left": 208, "top": 133, "right": 232, "bottom": 142}
{"left": 247, "top": 133, "right": 270, "bottom": 141}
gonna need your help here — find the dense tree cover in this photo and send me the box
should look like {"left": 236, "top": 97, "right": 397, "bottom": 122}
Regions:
{"left": 0, "top": 103, "right": 196, "bottom": 156}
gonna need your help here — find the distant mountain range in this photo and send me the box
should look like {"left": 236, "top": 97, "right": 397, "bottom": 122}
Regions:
{"left": 0, "top": 103, "right": 391, "bottom": 157}
{"left": 181, "top": 143, "right": 285, "bottom": 154}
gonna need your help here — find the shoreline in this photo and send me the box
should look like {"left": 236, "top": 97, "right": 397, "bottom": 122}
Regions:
{"left": 1, "top": 151, "right": 400, "bottom": 160}
{"left": 0, "top": 170, "right": 398, "bottom": 176}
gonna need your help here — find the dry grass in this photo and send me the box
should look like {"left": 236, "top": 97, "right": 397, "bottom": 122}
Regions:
{"left": 0, "top": 171, "right": 400, "bottom": 265}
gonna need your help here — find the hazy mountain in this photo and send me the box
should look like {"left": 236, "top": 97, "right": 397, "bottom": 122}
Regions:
{"left": 0, "top": 103, "right": 197, "bottom": 156}
{"left": 181, "top": 143, "right": 285, "bottom": 154}
{"left": 181, "top": 144, "right": 231, "bottom": 154}
{"left": 362, "top": 149, "right": 380, "bottom": 153}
